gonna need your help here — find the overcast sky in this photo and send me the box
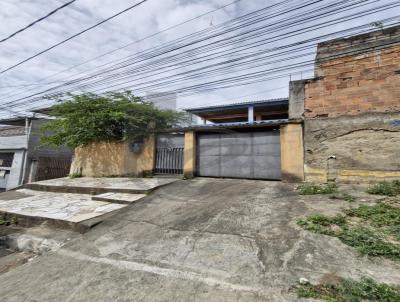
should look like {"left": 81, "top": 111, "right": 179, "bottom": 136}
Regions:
{"left": 0, "top": 0, "right": 398, "bottom": 117}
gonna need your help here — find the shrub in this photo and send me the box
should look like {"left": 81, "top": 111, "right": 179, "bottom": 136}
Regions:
{"left": 40, "top": 92, "right": 185, "bottom": 148}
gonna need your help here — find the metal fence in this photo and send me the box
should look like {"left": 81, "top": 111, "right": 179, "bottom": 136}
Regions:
{"left": 36, "top": 157, "right": 72, "bottom": 181}
{"left": 155, "top": 148, "right": 184, "bottom": 175}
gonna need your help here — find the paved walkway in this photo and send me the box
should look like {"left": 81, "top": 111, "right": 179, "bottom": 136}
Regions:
{"left": 0, "top": 189, "right": 126, "bottom": 223}
{"left": 0, "top": 177, "right": 178, "bottom": 230}
{"left": 1, "top": 178, "right": 399, "bottom": 301}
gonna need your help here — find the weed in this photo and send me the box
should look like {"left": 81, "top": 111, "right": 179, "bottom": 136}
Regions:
{"left": 345, "top": 203, "right": 400, "bottom": 227}
{"left": 297, "top": 183, "right": 338, "bottom": 195}
{"left": 298, "top": 203, "right": 400, "bottom": 260}
{"left": 295, "top": 277, "right": 400, "bottom": 302}
{"left": 297, "top": 215, "right": 345, "bottom": 236}
{"left": 367, "top": 180, "right": 400, "bottom": 197}
{"left": 0, "top": 215, "right": 17, "bottom": 226}
{"left": 69, "top": 172, "right": 82, "bottom": 179}
{"left": 329, "top": 192, "right": 356, "bottom": 203}
{"left": 338, "top": 228, "right": 400, "bottom": 259}
{"left": 388, "top": 225, "right": 400, "bottom": 241}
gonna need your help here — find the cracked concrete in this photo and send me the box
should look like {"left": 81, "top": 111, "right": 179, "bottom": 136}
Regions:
{"left": 0, "top": 178, "right": 399, "bottom": 301}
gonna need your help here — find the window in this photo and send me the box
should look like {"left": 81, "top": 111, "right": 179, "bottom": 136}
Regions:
{"left": 0, "top": 153, "right": 14, "bottom": 168}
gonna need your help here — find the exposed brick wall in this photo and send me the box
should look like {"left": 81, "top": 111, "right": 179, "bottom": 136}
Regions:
{"left": 299, "top": 27, "right": 400, "bottom": 183}
{"left": 304, "top": 44, "right": 400, "bottom": 118}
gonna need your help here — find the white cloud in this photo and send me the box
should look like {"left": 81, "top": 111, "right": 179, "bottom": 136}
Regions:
{"left": 0, "top": 0, "right": 398, "bottom": 117}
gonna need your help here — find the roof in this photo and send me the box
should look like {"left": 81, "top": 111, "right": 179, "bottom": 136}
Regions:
{"left": 31, "top": 107, "right": 52, "bottom": 114}
{"left": 184, "top": 98, "right": 288, "bottom": 113}
{"left": 162, "top": 119, "right": 288, "bottom": 132}
{"left": 0, "top": 116, "right": 33, "bottom": 126}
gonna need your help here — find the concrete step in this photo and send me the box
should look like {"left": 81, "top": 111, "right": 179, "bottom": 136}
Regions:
{"left": 24, "top": 177, "right": 178, "bottom": 195}
{"left": 24, "top": 183, "right": 150, "bottom": 195}
{"left": 92, "top": 192, "right": 147, "bottom": 204}
{"left": 0, "top": 189, "right": 127, "bottom": 233}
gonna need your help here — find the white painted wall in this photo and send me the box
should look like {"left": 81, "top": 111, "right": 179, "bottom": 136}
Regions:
{"left": 5, "top": 150, "right": 26, "bottom": 190}
{"left": 0, "top": 135, "right": 27, "bottom": 149}
{"left": 0, "top": 135, "right": 27, "bottom": 190}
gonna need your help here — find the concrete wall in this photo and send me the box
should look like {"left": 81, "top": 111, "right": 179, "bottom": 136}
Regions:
{"left": 280, "top": 123, "right": 304, "bottom": 182}
{"left": 304, "top": 113, "right": 400, "bottom": 183}
{"left": 70, "top": 137, "right": 155, "bottom": 177}
{"left": 295, "top": 26, "right": 400, "bottom": 183}
{"left": 183, "top": 131, "right": 196, "bottom": 178}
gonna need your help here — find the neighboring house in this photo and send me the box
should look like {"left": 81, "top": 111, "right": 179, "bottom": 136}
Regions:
{"left": 71, "top": 25, "right": 400, "bottom": 183}
{"left": 0, "top": 116, "right": 73, "bottom": 191}
{"left": 289, "top": 25, "right": 400, "bottom": 183}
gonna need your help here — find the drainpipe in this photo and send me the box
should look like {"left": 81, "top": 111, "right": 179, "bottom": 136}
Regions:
{"left": 20, "top": 117, "right": 32, "bottom": 185}
{"left": 248, "top": 106, "right": 254, "bottom": 124}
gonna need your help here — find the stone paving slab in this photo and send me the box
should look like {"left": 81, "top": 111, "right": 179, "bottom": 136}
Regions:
{"left": 25, "top": 177, "right": 178, "bottom": 195}
{"left": 92, "top": 192, "right": 147, "bottom": 204}
{"left": 0, "top": 189, "right": 126, "bottom": 228}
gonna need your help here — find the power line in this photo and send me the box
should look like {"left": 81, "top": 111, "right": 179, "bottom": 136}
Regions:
{"left": 0, "top": 0, "right": 150, "bottom": 74}
{"left": 1, "top": 0, "right": 398, "bottom": 113}
{"left": 0, "top": 0, "right": 243, "bottom": 95}
{"left": 0, "top": 0, "right": 77, "bottom": 44}
{"left": 17, "top": 0, "right": 388, "bottom": 100}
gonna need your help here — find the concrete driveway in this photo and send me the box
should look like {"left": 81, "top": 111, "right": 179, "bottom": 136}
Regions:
{"left": 1, "top": 178, "right": 400, "bottom": 301}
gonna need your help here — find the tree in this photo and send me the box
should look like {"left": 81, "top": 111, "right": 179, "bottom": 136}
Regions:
{"left": 40, "top": 91, "right": 185, "bottom": 148}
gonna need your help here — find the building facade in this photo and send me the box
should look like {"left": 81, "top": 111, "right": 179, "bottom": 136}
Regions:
{"left": 70, "top": 26, "right": 400, "bottom": 184}
{"left": 290, "top": 25, "right": 400, "bottom": 182}
{"left": 0, "top": 117, "right": 73, "bottom": 191}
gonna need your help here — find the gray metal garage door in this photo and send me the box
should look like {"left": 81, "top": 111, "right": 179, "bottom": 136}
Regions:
{"left": 197, "top": 131, "right": 281, "bottom": 180}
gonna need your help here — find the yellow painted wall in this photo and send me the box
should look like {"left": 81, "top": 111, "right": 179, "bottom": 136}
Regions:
{"left": 280, "top": 123, "right": 304, "bottom": 182}
{"left": 70, "top": 137, "right": 155, "bottom": 177}
{"left": 304, "top": 166, "right": 400, "bottom": 183}
{"left": 183, "top": 131, "right": 196, "bottom": 178}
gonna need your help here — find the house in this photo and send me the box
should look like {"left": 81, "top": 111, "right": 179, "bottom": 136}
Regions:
{"left": 289, "top": 25, "right": 400, "bottom": 182}
{"left": 0, "top": 115, "right": 73, "bottom": 191}
{"left": 178, "top": 98, "right": 291, "bottom": 180}
{"left": 70, "top": 25, "right": 400, "bottom": 183}
{"left": 71, "top": 98, "right": 299, "bottom": 181}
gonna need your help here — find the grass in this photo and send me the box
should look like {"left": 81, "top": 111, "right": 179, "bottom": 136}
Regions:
{"left": 297, "top": 183, "right": 338, "bottom": 195}
{"left": 295, "top": 277, "right": 400, "bottom": 302}
{"left": 367, "top": 180, "right": 400, "bottom": 197}
{"left": 297, "top": 202, "right": 400, "bottom": 260}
